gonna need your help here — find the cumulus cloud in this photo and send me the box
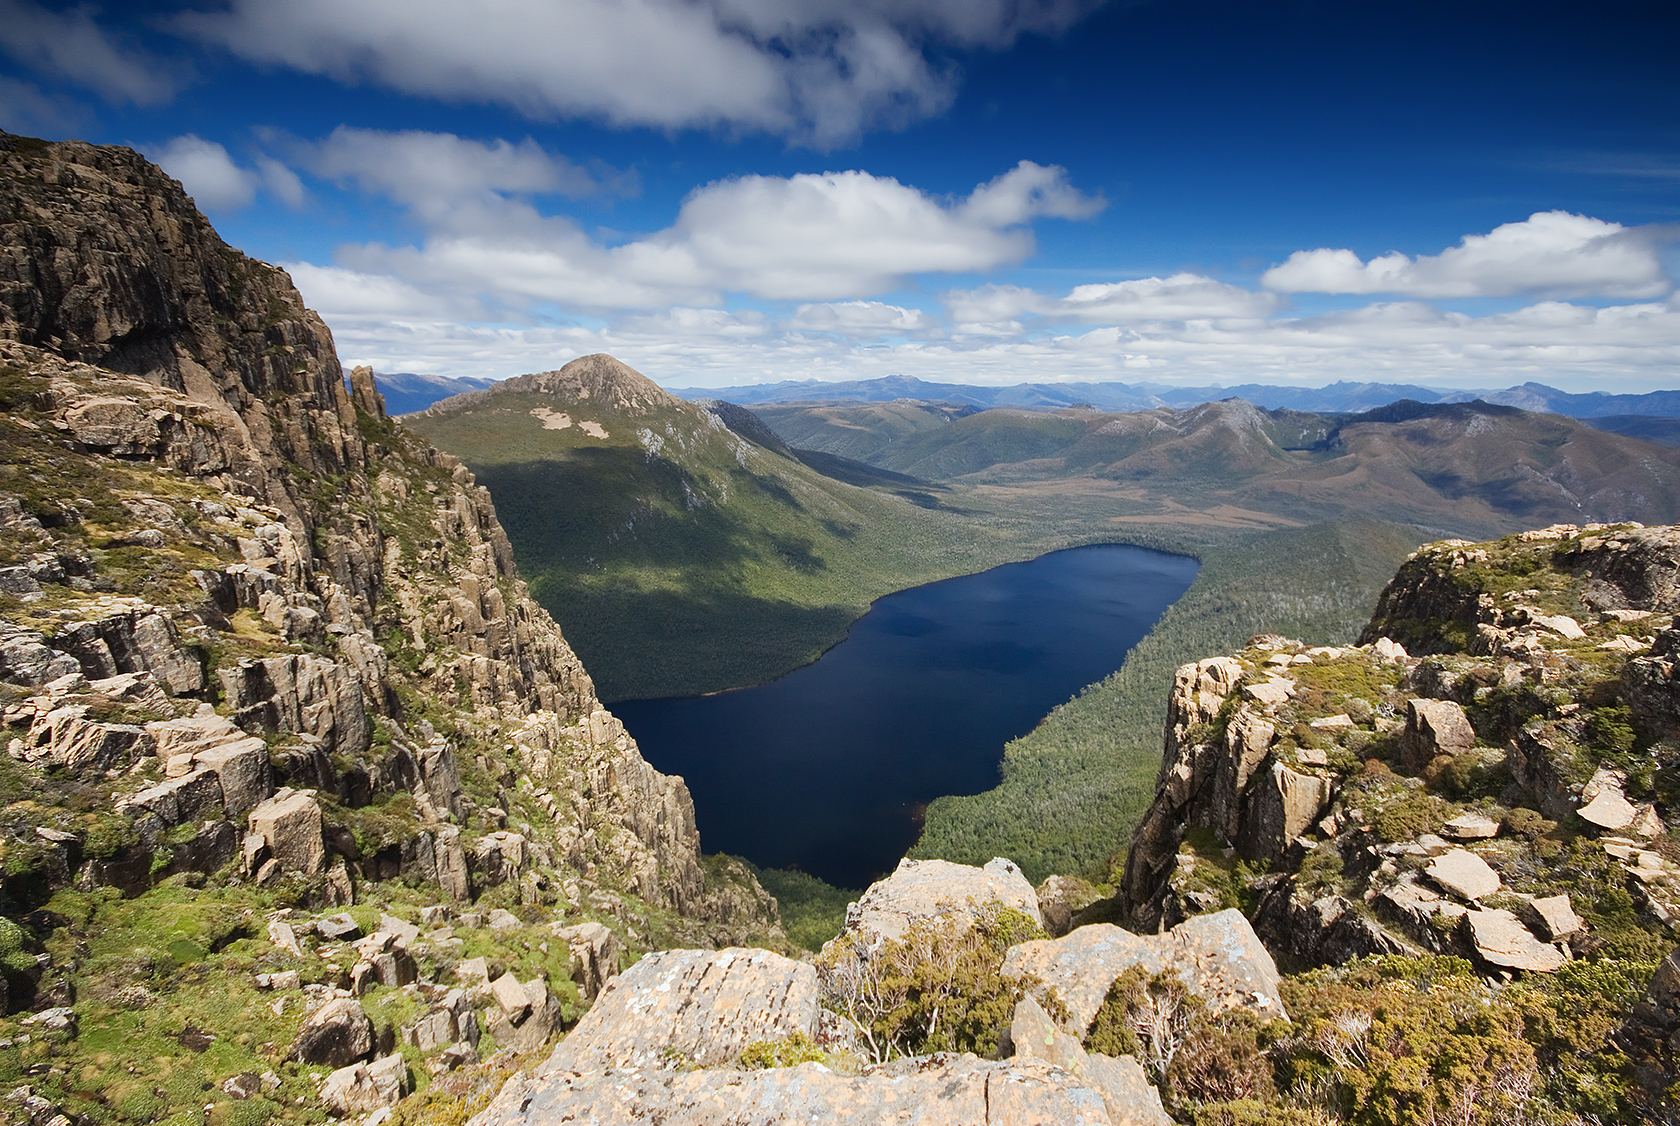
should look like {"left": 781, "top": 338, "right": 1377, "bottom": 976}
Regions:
{"left": 0, "top": 0, "right": 180, "bottom": 106}
{"left": 946, "top": 274, "right": 1280, "bottom": 324}
{"left": 177, "top": 0, "right": 1102, "bottom": 146}
{"left": 309, "top": 141, "right": 1101, "bottom": 312}
{"left": 1262, "top": 211, "right": 1674, "bottom": 299}
{"left": 146, "top": 135, "right": 306, "bottom": 212}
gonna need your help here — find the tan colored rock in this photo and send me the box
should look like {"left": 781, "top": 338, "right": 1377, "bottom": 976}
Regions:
{"left": 1242, "top": 678, "right": 1294, "bottom": 707}
{"left": 1010, "top": 995, "right": 1171, "bottom": 1126}
{"left": 1403, "top": 699, "right": 1476, "bottom": 772}
{"left": 1308, "top": 714, "right": 1354, "bottom": 730}
{"left": 829, "top": 857, "right": 1040, "bottom": 949}
{"left": 1526, "top": 894, "right": 1584, "bottom": 941}
{"left": 248, "top": 788, "right": 324, "bottom": 875}
{"left": 551, "top": 920, "right": 621, "bottom": 1000}
{"left": 1442, "top": 813, "right": 1500, "bottom": 840}
{"left": 1036, "top": 875, "right": 1102, "bottom": 939}
{"left": 1002, "top": 909, "right": 1286, "bottom": 1034}
{"left": 490, "top": 972, "right": 532, "bottom": 1020}
{"left": 1241, "top": 762, "right": 1331, "bottom": 861}
{"left": 1578, "top": 770, "right": 1638, "bottom": 831}
{"left": 191, "top": 736, "right": 272, "bottom": 817}
{"left": 1463, "top": 908, "right": 1567, "bottom": 973}
{"left": 1373, "top": 637, "right": 1409, "bottom": 662}
{"left": 548, "top": 947, "right": 821, "bottom": 1072}
{"left": 1531, "top": 613, "right": 1585, "bottom": 639}
{"left": 1426, "top": 848, "right": 1502, "bottom": 901}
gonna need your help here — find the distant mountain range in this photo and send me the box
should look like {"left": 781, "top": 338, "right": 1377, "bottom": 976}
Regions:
{"left": 668, "top": 376, "right": 1680, "bottom": 419}
{"left": 376, "top": 370, "right": 1680, "bottom": 438}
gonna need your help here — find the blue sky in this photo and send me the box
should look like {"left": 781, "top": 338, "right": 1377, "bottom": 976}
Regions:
{"left": 2, "top": 0, "right": 1677, "bottom": 392}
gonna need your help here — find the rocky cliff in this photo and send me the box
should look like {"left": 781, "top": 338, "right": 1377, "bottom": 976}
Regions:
{"left": 1116, "top": 521, "right": 1680, "bottom": 1119}
{"left": 0, "top": 130, "right": 779, "bottom": 1124}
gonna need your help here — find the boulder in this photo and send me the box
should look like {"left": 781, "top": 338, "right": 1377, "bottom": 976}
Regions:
{"left": 549, "top": 947, "right": 822, "bottom": 1072}
{"left": 320, "top": 1053, "right": 408, "bottom": 1115}
{"left": 1403, "top": 699, "right": 1476, "bottom": 772}
{"left": 1527, "top": 894, "right": 1585, "bottom": 941}
{"left": 1239, "top": 761, "right": 1332, "bottom": 862}
{"left": 1002, "top": 909, "right": 1286, "bottom": 1034}
{"left": 247, "top": 788, "right": 324, "bottom": 874}
{"left": 1009, "top": 995, "right": 1172, "bottom": 1126}
{"left": 317, "top": 912, "right": 361, "bottom": 942}
{"left": 1036, "top": 875, "right": 1102, "bottom": 939}
{"left": 486, "top": 977, "right": 565, "bottom": 1054}
{"left": 1425, "top": 848, "right": 1501, "bottom": 902}
{"left": 377, "top": 914, "right": 421, "bottom": 947}
{"left": 1463, "top": 908, "right": 1567, "bottom": 973}
{"left": 829, "top": 857, "right": 1041, "bottom": 949}
{"left": 1442, "top": 812, "right": 1500, "bottom": 840}
{"left": 290, "top": 997, "right": 374, "bottom": 1067}
{"left": 552, "top": 920, "right": 621, "bottom": 1000}
{"left": 1578, "top": 770, "right": 1638, "bottom": 831}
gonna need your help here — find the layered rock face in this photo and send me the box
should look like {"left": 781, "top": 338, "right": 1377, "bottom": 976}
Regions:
{"left": 1120, "top": 523, "right": 1680, "bottom": 976}
{"left": 0, "top": 129, "right": 762, "bottom": 930}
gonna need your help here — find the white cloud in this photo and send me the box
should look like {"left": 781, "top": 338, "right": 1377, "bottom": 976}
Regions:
{"left": 946, "top": 274, "right": 1281, "bottom": 324}
{"left": 0, "top": 0, "right": 179, "bottom": 106}
{"left": 311, "top": 293, "right": 1680, "bottom": 393}
{"left": 177, "top": 0, "right": 1101, "bottom": 146}
{"left": 149, "top": 135, "right": 257, "bottom": 210}
{"left": 1262, "top": 211, "right": 1673, "bottom": 299}
{"left": 307, "top": 140, "right": 1101, "bottom": 312}
{"left": 790, "top": 301, "right": 935, "bottom": 335}
{"left": 301, "top": 127, "right": 634, "bottom": 219}
{"left": 147, "top": 135, "right": 308, "bottom": 213}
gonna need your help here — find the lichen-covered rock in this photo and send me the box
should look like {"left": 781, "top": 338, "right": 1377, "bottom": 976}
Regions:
{"left": 1003, "top": 909, "right": 1286, "bottom": 1035}
{"left": 829, "top": 857, "right": 1041, "bottom": 949}
{"left": 471, "top": 1054, "right": 1117, "bottom": 1126}
{"left": 1009, "top": 995, "right": 1171, "bottom": 1126}
{"left": 320, "top": 1053, "right": 407, "bottom": 1114}
{"left": 548, "top": 948, "right": 822, "bottom": 1072}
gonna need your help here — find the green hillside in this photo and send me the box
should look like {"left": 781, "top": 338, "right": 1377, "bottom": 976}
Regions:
{"left": 403, "top": 356, "right": 1066, "bottom": 700}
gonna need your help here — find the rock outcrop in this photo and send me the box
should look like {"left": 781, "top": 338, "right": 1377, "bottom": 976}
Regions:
{"left": 1119, "top": 523, "right": 1680, "bottom": 983}
{"left": 0, "top": 129, "right": 771, "bottom": 936}
{"left": 826, "top": 856, "right": 1041, "bottom": 949}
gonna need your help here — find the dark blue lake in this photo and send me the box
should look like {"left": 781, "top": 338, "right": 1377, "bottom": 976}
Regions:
{"left": 614, "top": 544, "right": 1198, "bottom": 889}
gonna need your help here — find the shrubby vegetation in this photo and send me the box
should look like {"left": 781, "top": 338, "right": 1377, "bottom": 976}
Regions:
{"left": 816, "top": 903, "right": 1048, "bottom": 1063}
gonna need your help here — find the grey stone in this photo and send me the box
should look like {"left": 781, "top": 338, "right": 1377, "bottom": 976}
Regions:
{"left": 470, "top": 1055, "right": 1115, "bottom": 1126}
{"left": 1579, "top": 770, "right": 1638, "bottom": 831}
{"left": 829, "top": 857, "right": 1041, "bottom": 950}
{"left": 1009, "top": 995, "right": 1171, "bottom": 1125}
{"left": 377, "top": 914, "right": 421, "bottom": 947}
{"left": 551, "top": 920, "right": 621, "bottom": 1000}
{"left": 320, "top": 1053, "right": 408, "bottom": 1115}
{"left": 549, "top": 947, "right": 821, "bottom": 1072}
{"left": 318, "top": 912, "right": 361, "bottom": 942}
{"left": 1442, "top": 813, "right": 1500, "bottom": 840}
